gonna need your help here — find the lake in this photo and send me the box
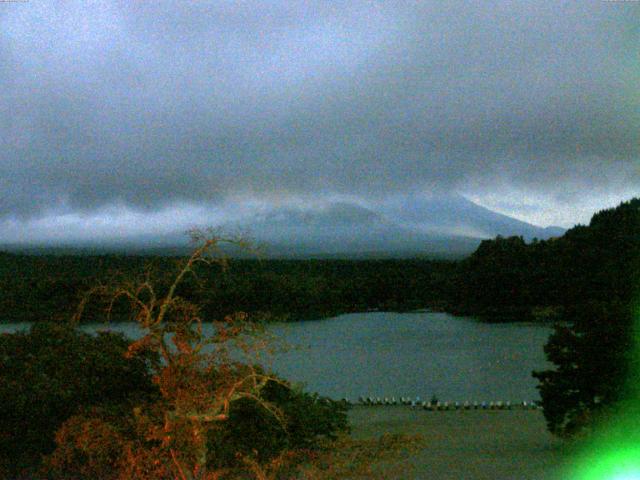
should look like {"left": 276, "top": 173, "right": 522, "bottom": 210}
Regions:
{"left": 1, "top": 312, "right": 552, "bottom": 402}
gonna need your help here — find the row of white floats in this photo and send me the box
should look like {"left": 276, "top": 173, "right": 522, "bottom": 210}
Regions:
{"left": 344, "top": 397, "right": 541, "bottom": 410}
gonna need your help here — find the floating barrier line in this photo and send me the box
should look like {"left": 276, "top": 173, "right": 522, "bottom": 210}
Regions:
{"left": 341, "top": 397, "right": 542, "bottom": 410}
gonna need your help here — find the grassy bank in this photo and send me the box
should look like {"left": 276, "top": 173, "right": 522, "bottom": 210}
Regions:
{"left": 348, "top": 406, "right": 573, "bottom": 479}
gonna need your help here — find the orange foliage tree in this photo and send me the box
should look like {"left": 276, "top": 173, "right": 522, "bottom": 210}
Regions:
{"left": 45, "top": 231, "right": 293, "bottom": 479}
{"left": 42, "top": 231, "right": 421, "bottom": 480}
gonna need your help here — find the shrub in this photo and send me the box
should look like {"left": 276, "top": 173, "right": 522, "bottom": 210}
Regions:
{"left": 533, "top": 302, "right": 635, "bottom": 437}
{"left": 208, "top": 379, "right": 349, "bottom": 469}
{"left": 0, "top": 322, "right": 158, "bottom": 475}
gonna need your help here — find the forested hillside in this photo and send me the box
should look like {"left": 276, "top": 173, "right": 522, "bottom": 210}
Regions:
{"left": 438, "top": 198, "right": 640, "bottom": 436}
{"left": 448, "top": 198, "right": 640, "bottom": 320}
{"left": 2, "top": 198, "right": 638, "bottom": 325}
{"left": 0, "top": 254, "right": 454, "bottom": 323}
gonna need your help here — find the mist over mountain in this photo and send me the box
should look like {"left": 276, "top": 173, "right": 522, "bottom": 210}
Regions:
{"left": 219, "top": 195, "right": 564, "bottom": 258}
{"left": 380, "top": 195, "right": 566, "bottom": 240}
{"left": 3, "top": 195, "right": 565, "bottom": 258}
{"left": 222, "top": 201, "right": 474, "bottom": 258}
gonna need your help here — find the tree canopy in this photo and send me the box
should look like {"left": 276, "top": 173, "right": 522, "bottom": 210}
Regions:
{"left": 449, "top": 198, "right": 640, "bottom": 436}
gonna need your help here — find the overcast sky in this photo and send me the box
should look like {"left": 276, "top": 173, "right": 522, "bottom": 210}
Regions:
{"left": 1, "top": 1, "right": 638, "bottom": 243}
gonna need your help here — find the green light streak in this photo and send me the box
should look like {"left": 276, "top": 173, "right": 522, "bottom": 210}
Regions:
{"left": 565, "top": 302, "right": 640, "bottom": 480}
{"left": 570, "top": 445, "right": 640, "bottom": 480}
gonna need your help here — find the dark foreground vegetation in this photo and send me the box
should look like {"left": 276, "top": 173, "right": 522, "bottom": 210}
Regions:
{"left": 0, "top": 236, "right": 420, "bottom": 479}
{"left": 0, "top": 323, "right": 357, "bottom": 478}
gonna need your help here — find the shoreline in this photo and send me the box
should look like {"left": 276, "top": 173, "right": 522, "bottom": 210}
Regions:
{"left": 348, "top": 406, "right": 571, "bottom": 479}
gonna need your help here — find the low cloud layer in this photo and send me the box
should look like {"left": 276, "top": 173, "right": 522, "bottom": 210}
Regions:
{"left": 1, "top": 1, "right": 638, "bottom": 242}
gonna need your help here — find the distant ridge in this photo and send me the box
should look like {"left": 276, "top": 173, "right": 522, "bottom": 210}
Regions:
{"left": 213, "top": 194, "right": 565, "bottom": 258}
{"left": 0, "top": 195, "right": 565, "bottom": 258}
{"left": 380, "top": 194, "right": 565, "bottom": 240}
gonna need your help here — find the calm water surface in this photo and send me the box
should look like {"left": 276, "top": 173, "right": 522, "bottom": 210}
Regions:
{"left": 1, "top": 312, "right": 552, "bottom": 401}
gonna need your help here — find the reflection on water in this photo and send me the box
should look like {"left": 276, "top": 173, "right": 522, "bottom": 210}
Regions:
{"left": 1, "top": 312, "right": 552, "bottom": 401}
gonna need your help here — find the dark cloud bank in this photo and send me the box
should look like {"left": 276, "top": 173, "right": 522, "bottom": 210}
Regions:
{"left": 0, "top": 1, "right": 638, "bottom": 246}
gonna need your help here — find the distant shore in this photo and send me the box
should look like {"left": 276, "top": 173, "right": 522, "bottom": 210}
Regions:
{"left": 348, "top": 406, "right": 572, "bottom": 480}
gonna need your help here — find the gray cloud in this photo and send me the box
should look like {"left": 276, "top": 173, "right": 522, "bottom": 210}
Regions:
{"left": 0, "top": 0, "right": 638, "bottom": 235}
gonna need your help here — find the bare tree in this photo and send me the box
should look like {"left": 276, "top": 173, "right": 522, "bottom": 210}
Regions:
{"left": 65, "top": 231, "right": 284, "bottom": 480}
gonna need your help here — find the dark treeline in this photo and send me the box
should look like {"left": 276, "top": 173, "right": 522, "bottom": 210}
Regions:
{"left": 1, "top": 198, "right": 638, "bottom": 325}
{"left": 0, "top": 254, "right": 456, "bottom": 323}
{"left": 448, "top": 197, "right": 640, "bottom": 321}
